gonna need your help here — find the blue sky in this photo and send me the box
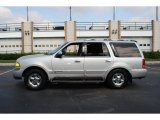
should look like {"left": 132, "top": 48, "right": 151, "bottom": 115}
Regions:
{"left": 0, "top": 6, "right": 158, "bottom": 23}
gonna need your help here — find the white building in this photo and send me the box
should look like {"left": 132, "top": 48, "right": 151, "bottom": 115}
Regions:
{"left": 0, "top": 20, "right": 160, "bottom": 53}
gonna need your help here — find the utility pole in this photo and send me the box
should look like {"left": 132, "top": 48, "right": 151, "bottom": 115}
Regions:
{"left": 27, "top": 6, "right": 29, "bottom": 22}
{"left": 69, "top": 6, "right": 72, "bottom": 21}
{"left": 156, "top": 6, "right": 158, "bottom": 21}
{"left": 113, "top": 6, "right": 116, "bottom": 20}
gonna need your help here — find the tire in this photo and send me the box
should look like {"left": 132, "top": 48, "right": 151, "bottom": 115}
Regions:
{"left": 24, "top": 69, "right": 47, "bottom": 90}
{"left": 106, "top": 69, "right": 129, "bottom": 89}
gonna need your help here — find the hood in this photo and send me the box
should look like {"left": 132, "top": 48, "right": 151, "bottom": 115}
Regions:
{"left": 17, "top": 54, "right": 46, "bottom": 61}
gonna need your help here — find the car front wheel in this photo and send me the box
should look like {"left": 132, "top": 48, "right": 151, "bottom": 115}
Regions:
{"left": 24, "top": 69, "right": 47, "bottom": 90}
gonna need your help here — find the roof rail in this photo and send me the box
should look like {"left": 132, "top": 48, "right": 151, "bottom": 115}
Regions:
{"left": 104, "top": 38, "right": 112, "bottom": 41}
{"left": 84, "top": 38, "right": 96, "bottom": 41}
{"left": 130, "top": 40, "right": 137, "bottom": 42}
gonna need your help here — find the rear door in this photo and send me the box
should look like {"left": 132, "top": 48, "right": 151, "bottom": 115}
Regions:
{"left": 84, "top": 42, "right": 113, "bottom": 81}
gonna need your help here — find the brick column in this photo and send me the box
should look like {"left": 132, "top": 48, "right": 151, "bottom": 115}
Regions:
{"left": 64, "top": 21, "right": 76, "bottom": 41}
{"left": 109, "top": 20, "right": 121, "bottom": 39}
{"left": 21, "top": 22, "right": 33, "bottom": 53}
{"left": 152, "top": 20, "right": 160, "bottom": 51}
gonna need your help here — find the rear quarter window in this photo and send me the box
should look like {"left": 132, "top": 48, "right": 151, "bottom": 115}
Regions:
{"left": 110, "top": 42, "right": 141, "bottom": 57}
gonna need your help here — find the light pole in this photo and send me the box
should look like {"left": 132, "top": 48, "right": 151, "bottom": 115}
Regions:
{"left": 113, "top": 6, "right": 116, "bottom": 20}
{"left": 27, "top": 6, "right": 29, "bottom": 22}
{"left": 69, "top": 6, "right": 72, "bottom": 21}
{"left": 156, "top": 6, "right": 158, "bottom": 21}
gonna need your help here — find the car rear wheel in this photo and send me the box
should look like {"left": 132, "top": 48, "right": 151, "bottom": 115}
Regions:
{"left": 107, "top": 69, "right": 128, "bottom": 88}
{"left": 24, "top": 69, "right": 47, "bottom": 90}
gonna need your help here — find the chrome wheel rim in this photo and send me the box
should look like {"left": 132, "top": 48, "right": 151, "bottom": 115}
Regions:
{"left": 28, "top": 73, "right": 42, "bottom": 88}
{"left": 112, "top": 73, "right": 125, "bottom": 87}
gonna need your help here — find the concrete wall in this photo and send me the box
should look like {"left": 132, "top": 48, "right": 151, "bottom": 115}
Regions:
{"left": 0, "top": 38, "right": 21, "bottom": 53}
{"left": 33, "top": 38, "right": 65, "bottom": 52}
{"left": 0, "top": 21, "right": 159, "bottom": 53}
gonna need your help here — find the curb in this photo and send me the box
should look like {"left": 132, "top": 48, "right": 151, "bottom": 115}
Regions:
{"left": 146, "top": 61, "right": 160, "bottom": 64}
{"left": 0, "top": 61, "right": 160, "bottom": 66}
{"left": 0, "top": 63, "right": 15, "bottom": 66}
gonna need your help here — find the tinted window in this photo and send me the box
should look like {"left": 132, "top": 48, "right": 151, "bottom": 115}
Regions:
{"left": 62, "top": 43, "right": 83, "bottom": 57}
{"left": 110, "top": 42, "right": 141, "bottom": 57}
{"left": 86, "top": 42, "right": 110, "bottom": 56}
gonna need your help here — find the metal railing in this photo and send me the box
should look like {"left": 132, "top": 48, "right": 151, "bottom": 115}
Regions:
{"left": 76, "top": 22, "right": 109, "bottom": 31}
{"left": 0, "top": 22, "right": 153, "bottom": 32}
{"left": 33, "top": 22, "right": 65, "bottom": 31}
{"left": 0, "top": 23, "right": 21, "bottom": 32}
{"left": 120, "top": 22, "right": 152, "bottom": 31}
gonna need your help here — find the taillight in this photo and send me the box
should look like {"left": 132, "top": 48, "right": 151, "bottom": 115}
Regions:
{"left": 142, "top": 59, "right": 146, "bottom": 69}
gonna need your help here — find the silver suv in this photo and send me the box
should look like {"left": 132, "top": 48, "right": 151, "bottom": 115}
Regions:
{"left": 13, "top": 40, "right": 147, "bottom": 90}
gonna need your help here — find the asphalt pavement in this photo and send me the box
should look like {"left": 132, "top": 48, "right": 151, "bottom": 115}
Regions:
{"left": 0, "top": 64, "right": 160, "bottom": 113}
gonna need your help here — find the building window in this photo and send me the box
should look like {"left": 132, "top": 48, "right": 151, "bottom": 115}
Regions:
{"left": 12, "top": 45, "right": 15, "bottom": 47}
{"left": 143, "top": 44, "right": 146, "bottom": 46}
{"left": 16, "top": 45, "right": 19, "bottom": 47}
{"left": 139, "top": 44, "right": 142, "bottom": 46}
{"left": 38, "top": 45, "right": 41, "bottom": 47}
{"left": 50, "top": 45, "right": 53, "bottom": 47}
{"left": 20, "top": 45, "right": 22, "bottom": 47}
{"left": 1, "top": 45, "right": 4, "bottom": 48}
{"left": 54, "top": 45, "right": 57, "bottom": 47}
{"left": 42, "top": 45, "right": 45, "bottom": 47}
{"left": 46, "top": 45, "right": 49, "bottom": 47}
{"left": 147, "top": 44, "right": 150, "bottom": 46}
{"left": 35, "top": 45, "right": 37, "bottom": 47}
{"left": 9, "top": 45, "right": 11, "bottom": 47}
{"left": 5, "top": 45, "right": 8, "bottom": 47}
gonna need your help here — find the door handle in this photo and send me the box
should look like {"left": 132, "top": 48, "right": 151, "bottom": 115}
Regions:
{"left": 75, "top": 60, "right": 81, "bottom": 63}
{"left": 105, "top": 59, "right": 112, "bottom": 62}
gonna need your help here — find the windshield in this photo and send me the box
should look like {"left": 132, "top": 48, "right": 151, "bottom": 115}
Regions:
{"left": 47, "top": 42, "right": 68, "bottom": 55}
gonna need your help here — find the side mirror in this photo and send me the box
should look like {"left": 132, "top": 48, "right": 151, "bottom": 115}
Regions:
{"left": 56, "top": 51, "right": 63, "bottom": 58}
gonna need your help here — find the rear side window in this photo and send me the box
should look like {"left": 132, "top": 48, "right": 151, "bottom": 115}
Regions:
{"left": 110, "top": 42, "right": 141, "bottom": 57}
{"left": 86, "top": 42, "right": 110, "bottom": 56}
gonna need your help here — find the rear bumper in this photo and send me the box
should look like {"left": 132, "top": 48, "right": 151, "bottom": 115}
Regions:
{"left": 131, "top": 69, "right": 147, "bottom": 79}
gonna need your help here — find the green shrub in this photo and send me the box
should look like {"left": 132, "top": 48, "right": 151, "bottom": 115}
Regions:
{"left": 143, "top": 51, "right": 160, "bottom": 59}
{"left": 0, "top": 52, "right": 42, "bottom": 60}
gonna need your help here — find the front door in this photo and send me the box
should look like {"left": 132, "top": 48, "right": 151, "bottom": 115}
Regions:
{"left": 52, "top": 42, "right": 84, "bottom": 80}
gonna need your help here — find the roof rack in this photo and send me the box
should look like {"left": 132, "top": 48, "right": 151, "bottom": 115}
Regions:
{"left": 104, "top": 38, "right": 112, "bottom": 41}
{"left": 84, "top": 38, "right": 96, "bottom": 41}
{"left": 130, "top": 40, "right": 137, "bottom": 42}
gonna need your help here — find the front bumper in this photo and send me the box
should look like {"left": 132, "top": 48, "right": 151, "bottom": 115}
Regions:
{"left": 12, "top": 67, "right": 23, "bottom": 80}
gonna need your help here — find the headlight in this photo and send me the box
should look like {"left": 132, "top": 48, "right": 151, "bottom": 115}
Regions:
{"left": 15, "top": 62, "right": 20, "bottom": 67}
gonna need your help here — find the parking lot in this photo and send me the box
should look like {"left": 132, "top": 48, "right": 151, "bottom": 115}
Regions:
{"left": 0, "top": 64, "right": 160, "bottom": 113}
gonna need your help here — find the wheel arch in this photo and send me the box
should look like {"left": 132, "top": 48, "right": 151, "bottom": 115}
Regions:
{"left": 22, "top": 66, "right": 49, "bottom": 80}
{"left": 105, "top": 67, "right": 132, "bottom": 82}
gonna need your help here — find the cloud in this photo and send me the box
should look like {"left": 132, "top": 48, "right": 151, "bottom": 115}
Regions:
{"left": 128, "top": 16, "right": 151, "bottom": 22}
{"left": 119, "top": 7, "right": 156, "bottom": 21}
{"left": 0, "top": 7, "right": 50, "bottom": 23}
{"left": 72, "top": 6, "right": 113, "bottom": 16}
{"left": 28, "top": 11, "right": 50, "bottom": 22}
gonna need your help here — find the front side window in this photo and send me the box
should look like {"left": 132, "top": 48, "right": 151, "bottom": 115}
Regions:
{"left": 62, "top": 43, "right": 83, "bottom": 57}
{"left": 85, "top": 42, "right": 110, "bottom": 56}
{"left": 110, "top": 42, "right": 141, "bottom": 57}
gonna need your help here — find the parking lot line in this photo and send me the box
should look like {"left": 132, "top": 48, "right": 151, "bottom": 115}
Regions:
{"left": 0, "top": 68, "right": 15, "bottom": 76}
{"left": 147, "top": 66, "right": 160, "bottom": 71}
